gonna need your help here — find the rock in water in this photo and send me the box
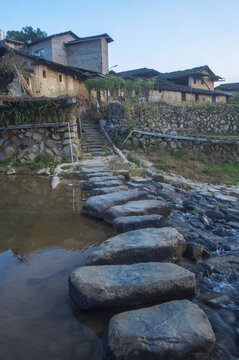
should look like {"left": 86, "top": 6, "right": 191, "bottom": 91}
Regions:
{"left": 69, "top": 263, "right": 196, "bottom": 310}
{"left": 86, "top": 227, "right": 185, "bottom": 265}
{"left": 103, "top": 300, "right": 215, "bottom": 360}
{"left": 90, "top": 185, "right": 128, "bottom": 196}
{"left": 112, "top": 214, "right": 169, "bottom": 233}
{"left": 104, "top": 199, "right": 171, "bottom": 224}
{"left": 82, "top": 191, "right": 148, "bottom": 219}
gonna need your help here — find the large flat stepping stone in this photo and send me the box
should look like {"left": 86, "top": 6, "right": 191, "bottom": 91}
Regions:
{"left": 103, "top": 299, "right": 215, "bottom": 360}
{"left": 87, "top": 172, "right": 113, "bottom": 178}
{"left": 79, "top": 169, "right": 110, "bottom": 179}
{"left": 90, "top": 185, "right": 128, "bottom": 196}
{"left": 113, "top": 214, "right": 169, "bottom": 234}
{"left": 104, "top": 199, "right": 171, "bottom": 224}
{"left": 69, "top": 262, "right": 196, "bottom": 310}
{"left": 85, "top": 179, "right": 124, "bottom": 190}
{"left": 82, "top": 176, "right": 124, "bottom": 190}
{"left": 82, "top": 190, "right": 148, "bottom": 219}
{"left": 86, "top": 227, "right": 186, "bottom": 265}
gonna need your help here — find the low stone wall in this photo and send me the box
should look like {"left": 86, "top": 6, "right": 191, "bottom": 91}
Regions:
{"left": 0, "top": 114, "right": 80, "bottom": 162}
{"left": 106, "top": 101, "right": 239, "bottom": 163}
{"left": 106, "top": 101, "right": 239, "bottom": 134}
{"left": 124, "top": 132, "right": 239, "bottom": 163}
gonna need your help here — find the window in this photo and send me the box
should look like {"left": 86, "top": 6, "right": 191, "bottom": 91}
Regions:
{"left": 195, "top": 94, "right": 199, "bottom": 101}
{"left": 59, "top": 74, "right": 63, "bottom": 82}
{"left": 194, "top": 78, "right": 197, "bottom": 84}
{"left": 181, "top": 92, "right": 186, "bottom": 101}
{"left": 43, "top": 70, "right": 46, "bottom": 78}
{"left": 201, "top": 79, "right": 204, "bottom": 84}
{"left": 34, "top": 48, "right": 45, "bottom": 57}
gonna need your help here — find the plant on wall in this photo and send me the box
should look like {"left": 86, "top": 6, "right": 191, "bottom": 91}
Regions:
{"left": 0, "top": 48, "right": 29, "bottom": 94}
{"left": 85, "top": 77, "right": 155, "bottom": 100}
{"left": 0, "top": 100, "right": 71, "bottom": 127}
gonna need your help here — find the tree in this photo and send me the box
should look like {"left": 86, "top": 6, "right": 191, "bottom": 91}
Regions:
{"left": 6, "top": 26, "right": 47, "bottom": 45}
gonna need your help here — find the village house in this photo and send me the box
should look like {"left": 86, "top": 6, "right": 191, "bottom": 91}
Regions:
{"left": 117, "top": 66, "right": 231, "bottom": 102}
{"left": 215, "top": 82, "right": 239, "bottom": 95}
{"left": 0, "top": 30, "right": 113, "bottom": 98}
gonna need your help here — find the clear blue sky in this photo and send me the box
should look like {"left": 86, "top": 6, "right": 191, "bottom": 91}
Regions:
{"left": 1, "top": 0, "right": 239, "bottom": 83}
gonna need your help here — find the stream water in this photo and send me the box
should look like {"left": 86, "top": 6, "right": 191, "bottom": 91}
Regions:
{"left": 0, "top": 176, "right": 238, "bottom": 360}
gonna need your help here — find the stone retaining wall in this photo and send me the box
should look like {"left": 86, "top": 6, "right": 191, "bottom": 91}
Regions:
{"left": 0, "top": 113, "right": 80, "bottom": 162}
{"left": 106, "top": 101, "right": 239, "bottom": 163}
{"left": 106, "top": 101, "right": 239, "bottom": 134}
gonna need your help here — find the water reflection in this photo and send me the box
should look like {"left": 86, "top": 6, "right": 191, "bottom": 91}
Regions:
{"left": 0, "top": 176, "right": 114, "bottom": 360}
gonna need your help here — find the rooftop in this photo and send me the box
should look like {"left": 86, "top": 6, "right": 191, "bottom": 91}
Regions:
{"left": 215, "top": 82, "right": 239, "bottom": 91}
{"left": 161, "top": 65, "right": 223, "bottom": 82}
{"left": 117, "top": 67, "right": 161, "bottom": 79}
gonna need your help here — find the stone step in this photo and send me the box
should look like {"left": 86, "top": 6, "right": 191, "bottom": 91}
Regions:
{"left": 113, "top": 214, "right": 169, "bottom": 234}
{"left": 86, "top": 227, "right": 186, "bottom": 265}
{"left": 103, "top": 300, "right": 215, "bottom": 360}
{"left": 82, "top": 190, "right": 148, "bottom": 219}
{"left": 90, "top": 185, "right": 129, "bottom": 196}
{"left": 69, "top": 262, "right": 196, "bottom": 310}
{"left": 104, "top": 199, "right": 171, "bottom": 224}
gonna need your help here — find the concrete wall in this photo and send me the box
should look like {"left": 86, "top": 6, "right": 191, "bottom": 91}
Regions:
{"left": 51, "top": 33, "right": 76, "bottom": 65}
{"left": 66, "top": 39, "right": 104, "bottom": 73}
{"left": 101, "top": 38, "right": 109, "bottom": 74}
{"left": 28, "top": 38, "right": 53, "bottom": 61}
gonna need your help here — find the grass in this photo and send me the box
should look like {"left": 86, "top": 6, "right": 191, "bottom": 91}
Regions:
{"left": 130, "top": 149, "right": 239, "bottom": 185}
{"left": 0, "top": 156, "right": 61, "bottom": 174}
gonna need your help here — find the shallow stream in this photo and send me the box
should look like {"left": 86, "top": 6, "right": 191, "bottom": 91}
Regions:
{"left": 0, "top": 176, "right": 238, "bottom": 359}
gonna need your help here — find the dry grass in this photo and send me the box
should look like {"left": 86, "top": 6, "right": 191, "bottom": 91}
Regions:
{"left": 132, "top": 149, "right": 239, "bottom": 185}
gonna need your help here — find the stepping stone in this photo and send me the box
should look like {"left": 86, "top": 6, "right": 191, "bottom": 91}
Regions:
{"left": 86, "top": 227, "right": 186, "bottom": 265}
{"left": 103, "top": 300, "right": 215, "bottom": 360}
{"left": 87, "top": 172, "right": 113, "bottom": 179}
{"left": 69, "top": 262, "right": 196, "bottom": 310}
{"left": 86, "top": 179, "right": 124, "bottom": 190}
{"left": 90, "top": 185, "right": 128, "bottom": 196}
{"left": 113, "top": 214, "right": 169, "bottom": 234}
{"left": 80, "top": 160, "right": 105, "bottom": 167}
{"left": 82, "top": 190, "right": 148, "bottom": 219}
{"left": 81, "top": 176, "right": 123, "bottom": 190}
{"left": 104, "top": 199, "right": 171, "bottom": 224}
{"left": 79, "top": 168, "right": 109, "bottom": 179}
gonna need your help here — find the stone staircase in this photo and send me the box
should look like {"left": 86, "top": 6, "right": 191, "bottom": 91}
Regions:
{"left": 81, "top": 118, "right": 111, "bottom": 157}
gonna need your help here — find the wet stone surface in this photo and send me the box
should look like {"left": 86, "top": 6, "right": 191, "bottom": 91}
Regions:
{"left": 103, "top": 300, "right": 216, "bottom": 360}
{"left": 69, "top": 262, "right": 196, "bottom": 310}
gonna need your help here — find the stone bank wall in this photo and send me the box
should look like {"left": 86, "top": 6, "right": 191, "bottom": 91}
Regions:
{"left": 106, "top": 101, "right": 239, "bottom": 134}
{"left": 0, "top": 114, "right": 80, "bottom": 163}
{"left": 106, "top": 101, "right": 239, "bottom": 163}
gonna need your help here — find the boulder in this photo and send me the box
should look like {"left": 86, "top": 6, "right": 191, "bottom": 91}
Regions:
{"left": 103, "top": 300, "right": 215, "bottom": 360}
{"left": 113, "top": 214, "right": 169, "bottom": 233}
{"left": 86, "top": 227, "right": 186, "bottom": 265}
{"left": 82, "top": 190, "right": 148, "bottom": 219}
{"left": 104, "top": 199, "right": 171, "bottom": 224}
{"left": 69, "top": 263, "right": 196, "bottom": 310}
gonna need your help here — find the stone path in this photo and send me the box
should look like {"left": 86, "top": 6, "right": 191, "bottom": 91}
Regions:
{"left": 68, "top": 159, "right": 216, "bottom": 359}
